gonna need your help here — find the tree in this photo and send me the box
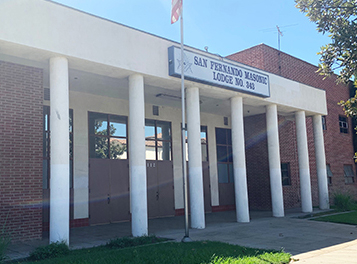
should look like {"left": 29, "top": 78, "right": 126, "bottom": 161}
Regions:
{"left": 296, "top": 0, "right": 357, "bottom": 160}
{"left": 94, "top": 122, "right": 127, "bottom": 159}
{"left": 295, "top": 0, "right": 357, "bottom": 83}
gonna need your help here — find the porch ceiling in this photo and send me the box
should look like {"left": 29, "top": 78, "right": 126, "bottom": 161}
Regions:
{"left": 65, "top": 68, "right": 273, "bottom": 118}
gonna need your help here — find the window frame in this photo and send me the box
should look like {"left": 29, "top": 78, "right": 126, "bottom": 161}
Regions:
{"left": 145, "top": 119, "right": 172, "bottom": 161}
{"left": 200, "top": 126, "right": 209, "bottom": 162}
{"left": 69, "top": 109, "right": 74, "bottom": 189}
{"left": 326, "top": 164, "right": 333, "bottom": 185}
{"left": 281, "top": 162, "right": 291, "bottom": 186}
{"left": 216, "top": 127, "right": 233, "bottom": 184}
{"left": 322, "top": 116, "right": 327, "bottom": 130}
{"left": 343, "top": 164, "right": 355, "bottom": 184}
{"left": 184, "top": 125, "right": 209, "bottom": 162}
{"left": 88, "top": 112, "right": 128, "bottom": 160}
{"left": 43, "top": 106, "right": 74, "bottom": 189}
{"left": 43, "top": 106, "right": 50, "bottom": 190}
{"left": 339, "top": 116, "right": 349, "bottom": 134}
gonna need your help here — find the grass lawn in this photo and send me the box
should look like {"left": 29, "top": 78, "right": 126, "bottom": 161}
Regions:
{"left": 298, "top": 210, "right": 338, "bottom": 219}
{"left": 312, "top": 211, "right": 357, "bottom": 225}
{"left": 17, "top": 241, "right": 291, "bottom": 264}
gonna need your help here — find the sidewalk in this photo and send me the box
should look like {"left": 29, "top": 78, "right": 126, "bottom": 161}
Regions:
{"left": 6, "top": 209, "right": 357, "bottom": 263}
{"left": 293, "top": 239, "right": 357, "bottom": 263}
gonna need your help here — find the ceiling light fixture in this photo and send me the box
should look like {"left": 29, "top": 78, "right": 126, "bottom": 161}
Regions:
{"left": 156, "top": 93, "right": 182, "bottom": 101}
{"left": 156, "top": 93, "right": 203, "bottom": 104}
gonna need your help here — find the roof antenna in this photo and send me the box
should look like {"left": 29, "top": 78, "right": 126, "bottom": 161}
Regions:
{"left": 276, "top": 25, "right": 283, "bottom": 50}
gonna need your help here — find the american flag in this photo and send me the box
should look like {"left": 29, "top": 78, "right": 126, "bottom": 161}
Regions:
{"left": 171, "top": 0, "right": 182, "bottom": 24}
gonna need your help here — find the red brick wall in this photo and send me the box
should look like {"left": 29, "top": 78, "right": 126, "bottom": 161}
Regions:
{"left": 0, "top": 61, "right": 43, "bottom": 241}
{"left": 229, "top": 44, "right": 357, "bottom": 207}
{"left": 244, "top": 114, "right": 271, "bottom": 210}
{"left": 244, "top": 114, "right": 311, "bottom": 210}
{"left": 278, "top": 117, "right": 301, "bottom": 208}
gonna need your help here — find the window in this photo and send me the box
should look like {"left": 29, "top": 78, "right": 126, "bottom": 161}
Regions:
{"left": 184, "top": 125, "right": 208, "bottom": 162}
{"left": 69, "top": 109, "right": 73, "bottom": 188}
{"left": 201, "top": 126, "right": 208, "bottom": 162}
{"left": 145, "top": 120, "right": 172, "bottom": 160}
{"left": 281, "top": 163, "right": 291, "bottom": 186}
{"left": 344, "top": 165, "right": 355, "bottom": 184}
{"left": 43, "top": 106, "right": 50, "bottom": 189}
{"left": 326, "top": 164, "right": 333, "bottom": 185}
{"left": 43, "top": 106, "right": 74, "bottom": 189}
{"left": 322, "top": 116, "right": 327, "bottom": 130}
{"left": 216, "top": 128, "right": 233, "bottom": 183}
{"left": 88, "top": 112, "right": 128, "bottom": 159}
{"left": 339, "top": 116, "right": 348, "bottom": 133}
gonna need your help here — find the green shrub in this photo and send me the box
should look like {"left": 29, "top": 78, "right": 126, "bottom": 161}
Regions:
{"left": 0, "top": 235, "right": 10, "bottom": 263}
{"left": 334, "top": 192, "right": 353, "bottom": 211}
{"left": 29, "top": 241, "right": 70, "bottom": 261}
{"left": 0, "top": 215, "right": 11, "bottom": 263}
{"left": 105, "top": 235, "right": 167, "bottom": 249}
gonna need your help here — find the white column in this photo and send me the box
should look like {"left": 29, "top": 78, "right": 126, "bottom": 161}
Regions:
{"left": 129, "top": 74, "right": 148, "bottom": 236}
{"left": 266, "top": 104, "right": 284, "bottom": 217}
{"left": 313, "top": 115, "right": 330, "bottom": 209}
{"left": 295, "top": 111, "right": 313, "bottom": 213}
{"left": 50, "top": 57, "right": 70, "bottom": 244}
{"left": 186, "top": 87, "right": 205, "bottom": 229}
{"left": 231, "top": 96, "right": 250, "bottom": 223}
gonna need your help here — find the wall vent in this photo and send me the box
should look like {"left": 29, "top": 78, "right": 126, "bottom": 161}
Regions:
{"left": 224, "top": 117, "right": 228, "bottom": 126}
{"left": 44, "top": 88, "right": 50, "bottom": 101}
{"left": 153, "top": 105, "right": 159, "bottom": 116}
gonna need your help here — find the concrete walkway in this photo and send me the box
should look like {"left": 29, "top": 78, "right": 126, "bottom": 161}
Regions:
{"left": 6, "top": 209, "right": 357, "bottom": 263}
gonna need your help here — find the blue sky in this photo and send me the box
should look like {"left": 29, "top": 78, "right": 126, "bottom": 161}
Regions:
{"left": 53, "top": 0, "right": 331, "bottom": 67}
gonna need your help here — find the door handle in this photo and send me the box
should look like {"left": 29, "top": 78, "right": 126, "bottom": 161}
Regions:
{"left": 156, "top": 191, "right": 159, "bottom": 201}
{"left": 107, "top": 194, "right": 110, "bottom": 204}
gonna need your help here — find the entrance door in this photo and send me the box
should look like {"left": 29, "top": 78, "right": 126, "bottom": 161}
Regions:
{"left": 88, "top": 112, "right": 129, "bottom": 225}
{"left": 89, "top": 159, "right": 110, "bottom": 225}
{"left": 216, "top": 128, "right": 235, "bottom": 208}
{"left": 147, "top": 161, "right": 175, "bottom": 218}
{"left": 110, "top": 159, "right": 130, "bottom": 222}
{"left": 186, "top": 162, "right": 212, "bottom": 213}
{"left": 147, "top": 160, "right": 159, "bottom": 218}
{"left": 185, "top": 126, "right": 212, "bottom": 213}
{"left": 202, "top": 161, "right": 212, "bottom": 212}
{"left": 157, "top": 160, "right": 175, "bottom": 217}
{"left": 89, "top": 159, "right": 130, "bottom": 225}
{"left": 145, "top": 119, "right": 175, "bottom": 219}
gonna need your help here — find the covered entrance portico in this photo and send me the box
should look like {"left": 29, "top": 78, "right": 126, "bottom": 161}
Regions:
{"left": 44, "top": 56, "right": 329, "bottom": 244}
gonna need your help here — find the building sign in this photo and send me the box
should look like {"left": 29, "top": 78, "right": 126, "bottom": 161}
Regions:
{"left": 168, "top": 46, "right": 270, "bottom": 97}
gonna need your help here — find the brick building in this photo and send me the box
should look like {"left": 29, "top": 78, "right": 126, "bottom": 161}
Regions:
{"left": 227, "top": 44, "right": 357, "bottom": 208}
{"left": 0, "top": 62, "right": 43, "bottom": 240}
{"left": 0, "top": 0, "right": 350, "bottom": 244}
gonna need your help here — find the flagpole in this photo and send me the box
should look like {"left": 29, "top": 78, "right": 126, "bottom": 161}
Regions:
{"left": 179, "top": 0, "right": 191, "bottom": 243}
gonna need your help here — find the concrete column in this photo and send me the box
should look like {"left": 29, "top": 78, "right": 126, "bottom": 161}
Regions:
{"left": 49, "top": 57, "right": 70, "bottom": 244}
{"left": 266, "top": 104, "right": 284, "bottom": 217}
{"left": 231, "top": 96, "right": 250, "bottom": 223}
{"left": 295, "top": 111, "right": 313, "bottom": 213}
{"left": 186, "top": 87, "right": 205, "bottom": 229}
{"left": 313, "top": 115, "right": 330, "bottom": 209}
{"left": 129, "top": 74, "right": 148, "bottom": 236}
